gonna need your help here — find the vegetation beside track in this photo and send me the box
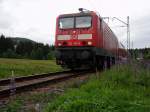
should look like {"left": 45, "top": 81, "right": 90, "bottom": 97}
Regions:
{"left": 0, "top": 58, "right": 63, "bottom": 78}
{"left": 45, "top": 63, "right": 150, "bottom": 112}
{"left": 0, "top": 92, "right": 58, "bottom": 112}
{"left": 0, "top": 74, "right": 88, "bottom": 112}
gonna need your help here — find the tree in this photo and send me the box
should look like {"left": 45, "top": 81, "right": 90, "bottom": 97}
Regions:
{"left": 0, "top": 34, "right": 14, "bottom": 54}
{"left": 2, "top": 49, "right": 17, "bottom": 58}
{"left": 16, "top": 41, "right": 34, "bottom": 56}
{"left": 144, "top": 51, "right": 150, "bottom": 59}
{"left": 30, "top": 48, "right": 44, "bottom": 60}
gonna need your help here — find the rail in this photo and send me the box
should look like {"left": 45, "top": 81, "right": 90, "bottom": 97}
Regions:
{"left": 0, "top": 69, "right": 93, "bottom": 99}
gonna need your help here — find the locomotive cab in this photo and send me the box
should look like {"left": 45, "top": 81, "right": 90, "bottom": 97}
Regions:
{"left": 55, "top": 12, "right": 97, "bottom": 47}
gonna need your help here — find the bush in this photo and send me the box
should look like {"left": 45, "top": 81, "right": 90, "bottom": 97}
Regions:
{"left": 145, "top": 52, "right": 150, "bottom": 59}
{"left": 47, "top": 52, "right": 54, "bottom": 60}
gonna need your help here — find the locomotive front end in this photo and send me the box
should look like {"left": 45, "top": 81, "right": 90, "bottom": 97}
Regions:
{"left": 55, "top": 11, "right": 97, "bottom": 69}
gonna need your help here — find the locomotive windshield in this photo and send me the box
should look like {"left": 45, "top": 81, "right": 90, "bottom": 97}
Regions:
{"left": 59, "top": 16, "right": 92, "bottom": 29}
{"left": 76, "top": 16, "right": 92, "bottom": 28}
{"left": 59, "top": 17, "right": 74, "bottom": 29}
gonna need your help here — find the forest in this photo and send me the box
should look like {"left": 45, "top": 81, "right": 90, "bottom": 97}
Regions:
{"left": 0, "top": 34, "right": 54, "bottom": 60}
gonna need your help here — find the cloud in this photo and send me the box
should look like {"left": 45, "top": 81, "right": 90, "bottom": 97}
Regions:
{"left": 0, "top": 0, "right": 14, "bottom": 34}
{"left": 0, "top": 12, "right": 12, "bottom": 29}
{"left": 0, "top": 0, "right": 3, "bottom": 3}
{"left": 106, "top": 15, "right": 150, "bottom": 48}
{"left": 131, "top": 15, "right": 150, "bottom": 48}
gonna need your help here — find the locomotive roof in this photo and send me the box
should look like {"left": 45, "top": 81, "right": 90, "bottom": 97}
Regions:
{"left": 58, "top": 11, "right": 97, "bottom": 18}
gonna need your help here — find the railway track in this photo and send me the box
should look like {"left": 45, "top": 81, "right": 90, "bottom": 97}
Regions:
{"left": 0, "top": 69, "right": 93, "bottom": 99}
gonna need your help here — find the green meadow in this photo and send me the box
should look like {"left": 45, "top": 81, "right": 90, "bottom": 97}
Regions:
{"left": 0, "top": 58, "right": 63, "bottom": 78}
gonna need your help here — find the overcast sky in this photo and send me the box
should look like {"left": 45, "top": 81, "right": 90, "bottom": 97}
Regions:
{"left": 0, "top": 0, "right": 150, "bottom": 48}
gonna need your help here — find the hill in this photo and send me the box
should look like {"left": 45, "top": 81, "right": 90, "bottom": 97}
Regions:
{"left": 7, "top": 37, "right": 36, "bottom": 44}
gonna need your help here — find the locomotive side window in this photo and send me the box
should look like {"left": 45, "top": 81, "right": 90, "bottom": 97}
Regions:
{"left": 59, "top": 17, "right": 74, "bottom": 29}
{"left": 76, "top": 16, "right": 92, "bottom": 28}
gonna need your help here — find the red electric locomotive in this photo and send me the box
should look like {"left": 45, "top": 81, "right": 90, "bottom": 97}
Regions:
{"left": 55, "top": 8, "right": 126, "bottom": 69}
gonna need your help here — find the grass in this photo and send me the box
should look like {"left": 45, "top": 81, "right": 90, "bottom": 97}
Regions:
{"left": 0, "top": 92, "right": 59, "bottom": 112}
{"left": 0, "top": 58, "right": 63, "bottom": 78}
{"left": 44, "top": 64, "right": 150, "bottom": 112}
{"left": 1, "top": 100, "right": 23, "bottom": 112}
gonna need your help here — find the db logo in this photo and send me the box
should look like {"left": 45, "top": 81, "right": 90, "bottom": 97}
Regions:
{"left": 71, "top": 35, "right": 78, "bottom": 40}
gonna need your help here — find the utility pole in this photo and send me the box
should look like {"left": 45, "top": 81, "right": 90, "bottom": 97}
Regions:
{"left": 127, "top": 16, "right": 130, "bottom": 51}
{"left": 112, "top": 16, "right": 130, "bottom": 52}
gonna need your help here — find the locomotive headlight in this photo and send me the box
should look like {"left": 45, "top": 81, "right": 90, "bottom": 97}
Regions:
{"left": 58, "top": 43, "right": 62, "bottom": 46}
{"left": 88, "top": 41, "right": 92, "bottom": 45}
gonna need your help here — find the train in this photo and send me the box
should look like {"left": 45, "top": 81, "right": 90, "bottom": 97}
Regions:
{"left": 55, "top": 8, "right": 127, "bottom": 69}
